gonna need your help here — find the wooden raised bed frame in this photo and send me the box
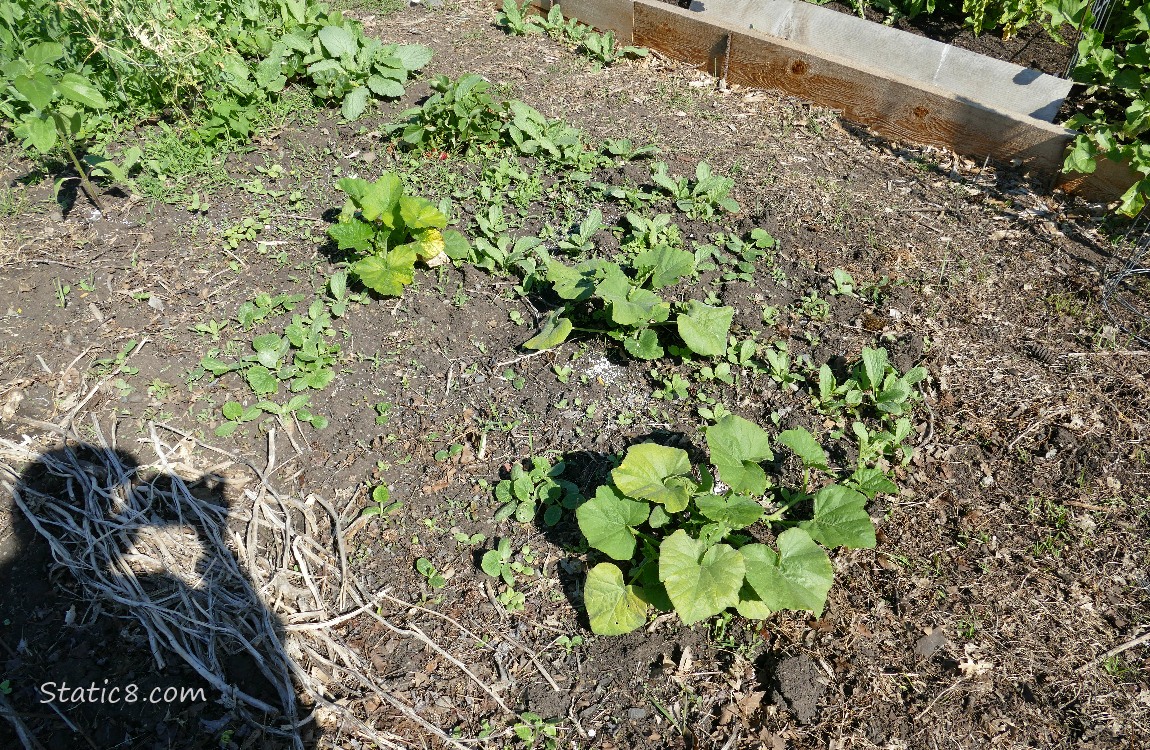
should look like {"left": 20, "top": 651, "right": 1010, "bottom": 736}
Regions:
{"left": 516, "top": 0, "right": 1138, "bottom": 203}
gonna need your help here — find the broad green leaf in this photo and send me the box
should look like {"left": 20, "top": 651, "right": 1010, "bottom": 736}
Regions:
{"left": 399, "top": 195, "right": 447, "bottom": 230}
{"left": 658, "top": 530, "right": 744, "bottom": 624}
{"left": 441, "top": 229, "right": 471, "bottom": 260}
{"left": 734, "top": 581, "right": 772, "bottom": 620}
{"left": 575, "top": 485, "right": 650, "bottom": 560}
{"left": 623, "top": 328, "right": 663, "bottom": 359}
{"left": 358, "top": 173, "right": 403, "bottom": 224}
{"left": 24, "top": 41, "right": 64, "bottom": 66}
{"left": 694, "top": 494, "right": 764, "bottom": 529}
{"left": 222, "top": 401, "right": 244, "bottom": 420}
{"left": 392, "top": 44, "right": 434, "bottom": 70}
{"left": 318, "top": 25, "right": 358, "bottom": 59}
{"left": 20, "top": 114, "right": 57, "bottom": 153}
{"left": 611, "top": 443, "right": 693, "bottom": 512}
{"left": 741, "top": 529, "right": 833, "bottom": 616}
{"left": 705, "top": 414, "right": 774, "bottom": 495}
{"left": 860, "top": 347, "right": 888, "bottom": 391}
{"left": 634, "top": 246, "right": 695, "bottom": 289}
{"left": 367, "top": 75, "right": 405, "bottom": 98}
{"left": 584, "top": 562, "right": 649, "bottom": 635}
{"left": 14, "top": 74, "right": 54, "bottom": 113}
{"left": 215, "top": 422, "right": 238, "bottom": 437}
{"left": 799, "top": 484, "right": 875, "bottom": 549}
{"left": 246, "top": 365, "right": 279, "bottom": 396}
{"left": 546, "top": 260, "right": 598, "bottom": 301}
{"left": 352, "top": 245, "right": 417, "bottom": 297}
{"left": 200, "top": 356, "right": 234, "bottom": 376}
{"left": 523, "top": 314, "right": 573, "bottom": 350}
{"left": 328, "top": 219, "right": 375, "bottom": 254}
{"left": 818, "top": 364, "right": 836, "bottom": 402}
{"left": 341, "top": 87, "right": 369, "bottom": 120}
{"left": 846, "top": 467, "right": 897, "bottom": 499}
{"left": 56, "top": 73, "right": 107, "bottom": 109}
{"left": 776, "top": 427, "right": 829, "bottom": 471}
{"left": 676, "top": 301, "right": 734, "bottom": 357}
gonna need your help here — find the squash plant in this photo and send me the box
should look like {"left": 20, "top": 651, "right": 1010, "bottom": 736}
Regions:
{"left": 523, "top": 252, "right": 734, "bottom": 359}
{"left": 577, "top": 415, "right": 878, "bottom": 635}
{"left": 327, "top": 173, "right": 470, "bottom": 297}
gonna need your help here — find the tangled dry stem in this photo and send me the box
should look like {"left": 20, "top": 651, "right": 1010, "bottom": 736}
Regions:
{"left": 0, "top": 416, "right": 516, "bottom": 749}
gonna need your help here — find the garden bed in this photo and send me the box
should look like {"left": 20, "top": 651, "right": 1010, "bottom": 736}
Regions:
{"left": 1, "top": 1, "right": 1148, "bottom": 749}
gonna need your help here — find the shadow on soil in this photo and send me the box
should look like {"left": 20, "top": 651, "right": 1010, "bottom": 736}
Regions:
{"left": 0, "top": 443, "right": 314, "bottom": 749}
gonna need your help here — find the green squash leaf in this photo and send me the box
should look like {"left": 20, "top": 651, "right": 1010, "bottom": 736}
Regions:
{"left": 776, "top": 427, "right": 829, "bottom": 471}
{"left": 798, "top": 484, "right": 876, "bottom": 549}
{"left": 611, "top": 443, "right": 693, "bottom": 512}
{"left": 575, "top": 485, "right": 650, "bottom": 560}
{"left": 367, "top": 75, "right": 405, "bottom": 98}
{"left": 676, "top": 301, "right": 734, "bottom": 357}
{"left": 658, "top": 530, "right": 744, "bottom": 624}
{"left": 393, "top": 44, "right": 434, "bottom": 70}
{"left": 623, "top": 329, "right": 664, "bottom": 360}
{"left": 846, "top": 467, "right": 898, "bottom": 499}
{"left": 399, "top": 195, "right": 448, "bottom": 230}
{"left": 584, "top": 562, "right": 649, "bottom": 635}
{"left": 523, "top": 313, "right": 573, "bottom": 350}
{"left": 741, "top": 529, "right": 833, "bottom": 616}
{"left": 327, "top": 218, "right": 375, "bottom": 253}
{"left": 705, "top": 414, "right": 774, "bottom": 495}
{"left": 352, "top": 245, "right": 416, "bottom": 297}
{"left": 694, "top": 494, "right": 764, "bottom": 529}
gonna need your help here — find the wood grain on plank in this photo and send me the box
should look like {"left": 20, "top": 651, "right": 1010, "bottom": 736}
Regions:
{"left": 557, "top": 0, "right": 635, "bottom": 37}
{"left": 633, "top": 1, "right": 729, "bottom": 79}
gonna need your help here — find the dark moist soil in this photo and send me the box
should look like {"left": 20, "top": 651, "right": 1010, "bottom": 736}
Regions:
{"left": 819, "top": 2, "right": 1075, "bottom": 77}
{"left": 2, "top": 1, "right": 1149, "bottom": 749}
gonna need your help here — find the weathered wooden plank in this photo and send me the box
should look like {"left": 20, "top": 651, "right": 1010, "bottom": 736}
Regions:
{"left": 633, "top": 1, "right": 730, "bottom": 79}
{"left": 553, "top": 0, "right": 634, "bottom": 38}
{"left": 634, "top": 0, "right": 1085, "bottom": 186}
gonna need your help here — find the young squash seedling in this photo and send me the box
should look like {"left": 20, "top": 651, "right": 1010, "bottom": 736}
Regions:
{"left": 328, "top": 172, "right": 470, "bottom": 297}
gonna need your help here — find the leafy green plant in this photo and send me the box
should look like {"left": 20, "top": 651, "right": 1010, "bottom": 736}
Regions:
{"left": 493, "top": 457, "right": 582, "bottom": 526}
{"left": 523, "top": 252, "right": 734, "bottom": 361}
{"left": 415, "top": 557, "right": 447, "bottom": 589}
{"left": 581, "top": 29, "right": 648, "bottom": 66}
{"left": 1058, "top": 0, "right": 1150, "bottom": 216}
{"left": 576, "top": 415, "right": 878, "bottom": 635}
{"left": 557, "top": 208, "right": 603, "bottom": 254}
{"left": 327, "top": 173, "right": 470, "bottom": 297}
{"left": 830, "top": 268, "right": 856, "bottom": 297}
{"left": 480, "top": 538, "right": 536, "bottom": 611}
{"left": 361, "top": 484, "right": 402, "bottom": 520}
{"left": 650, "top": 161, "right": 740, "bottom": 220}
{"left": 512, "top": 711, "right": 559, "bottom": 750}
{"left": 391, "top": 74, "right": 504, "bottom": 152}
{"left": 814, "top": 347, "right": 926, "bottom": 420}
{"left": 496, "top": 0, "right": 539, "bottom": 36}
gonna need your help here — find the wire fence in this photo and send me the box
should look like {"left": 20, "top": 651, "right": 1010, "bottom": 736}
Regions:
{"left": 1065, "top": 0, "right": 1118, "bottom": 76}
{"left": 1103, "top": 208, "right": 1150, "bottom": 346}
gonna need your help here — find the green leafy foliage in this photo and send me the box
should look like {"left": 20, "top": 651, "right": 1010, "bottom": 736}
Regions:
{"left": 813, "top": 346, "right": 926, "bottom": 421}
{"left": 650, "top": 161, "right": 740, "bottom": 219}
{"left": 328, "top": 172, "right": 469, "bottom": 297}
{"left": 0, "top": 0, "right": 433, "bottom": 164}
{"left": 522, "top": 252, "right": 736, "bottom": 361}
{"left": 571, "top": 416, "right": 887, "bottom": 635}
{"left": 495, "top": 1, "right": 648, "bottom": 66}
{"left": 493, "top": 456, "right": 582, "bottom": 526}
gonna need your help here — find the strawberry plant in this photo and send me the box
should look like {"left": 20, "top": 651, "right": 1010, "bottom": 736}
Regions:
{"left": 576, "top": 415, "right": 880, "bottom": 635}
{"left": 327, "top": 173, "right": 470, "bottom": 297}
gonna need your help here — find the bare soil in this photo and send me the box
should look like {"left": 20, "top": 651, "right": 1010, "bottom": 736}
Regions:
{"left": 1, "top": 1, "right": 1148, "bottom": 749}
